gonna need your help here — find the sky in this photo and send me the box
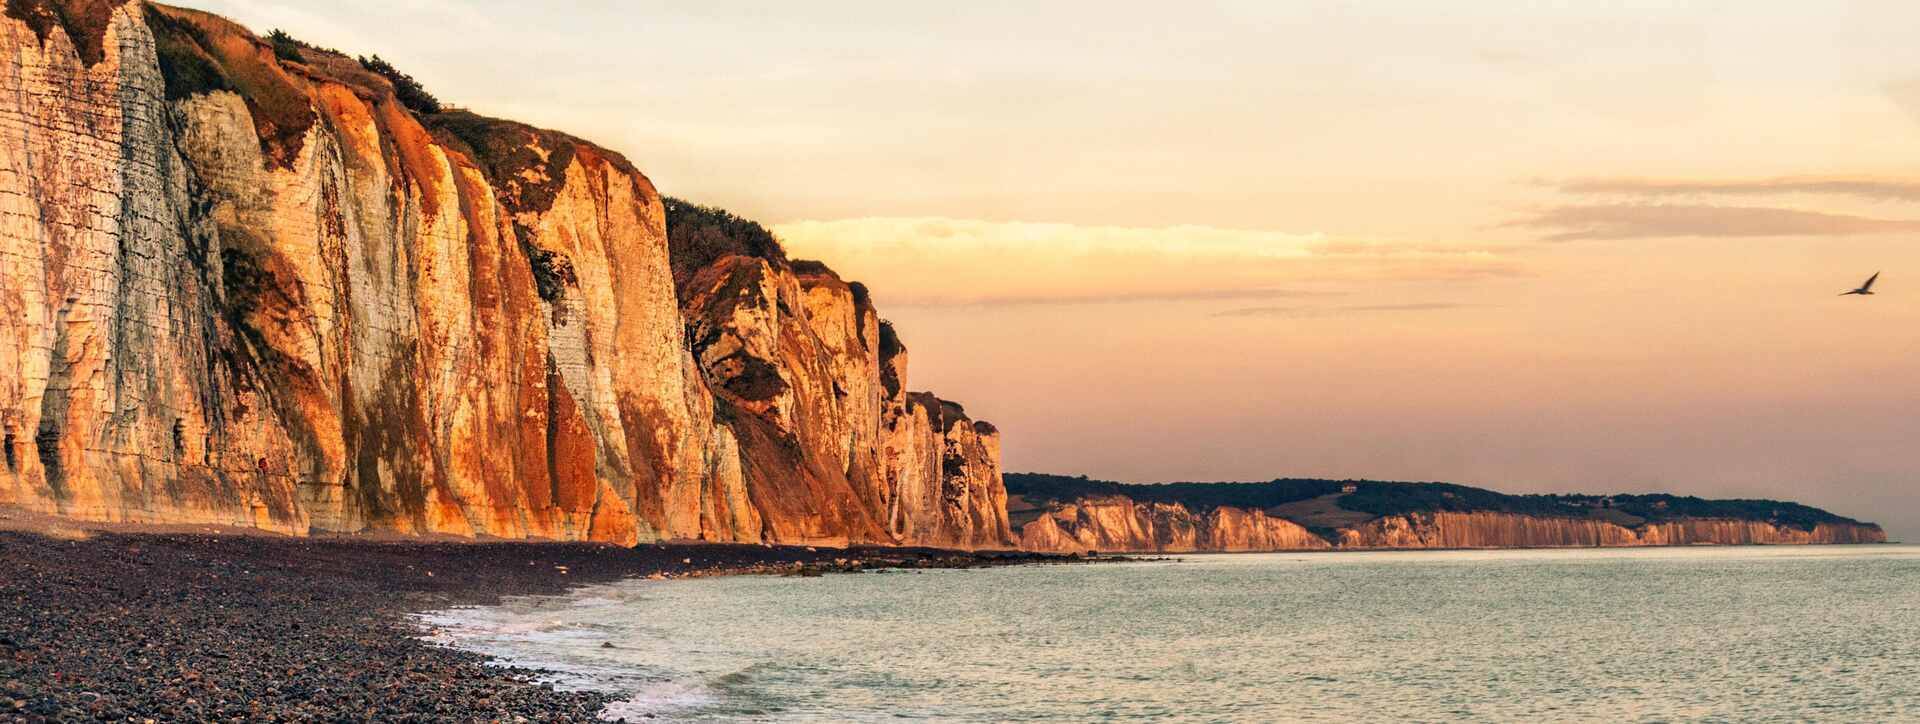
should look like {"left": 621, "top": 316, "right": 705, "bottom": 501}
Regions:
{"left": 196, "top": 1, "right": 1920, "bottom": 538}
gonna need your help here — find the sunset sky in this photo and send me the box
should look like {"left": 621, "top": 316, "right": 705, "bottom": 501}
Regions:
{"left": 200, "top": 1, "right": 1920, "bottom": 537}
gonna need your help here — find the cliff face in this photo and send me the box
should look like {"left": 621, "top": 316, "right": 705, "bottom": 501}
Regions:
{"left": 0, "top": 1, "right": 1010, "bottom": 547}
{"left": 676, "top": 251, "right": 1009, "bottom": 548}
{"left": 0, "top": 1, "right": 1878, "bottom": 554}
{"left": 1019, "top": 496, "right": 1330, "bottom": 553}
{"left": 1016, "top": 497, "right": 1885, "bottom": 553}
{"left": 1336, "top": 512, "right": 1886, "bottom": 549}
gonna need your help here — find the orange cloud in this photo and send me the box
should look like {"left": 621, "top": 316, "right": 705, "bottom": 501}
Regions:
{"left": 773, "top": 218, "right": 1520, "bottom": 306}
{"left": 1554, "top": 175, "right": 1920, "bottom": 202}
{"left": 1509, "top": 203, "right": 1920, "bottom": 241}
{"left": 1212, "top": 303, "right": 1472, "bottom": 318}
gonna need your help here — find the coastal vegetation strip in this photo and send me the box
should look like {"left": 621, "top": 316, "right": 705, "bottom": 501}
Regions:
{"left": 1006, "top": 472, "right": 1874, "bottom": 537}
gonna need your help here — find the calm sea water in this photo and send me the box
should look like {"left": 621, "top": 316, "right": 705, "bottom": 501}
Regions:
{"left": 417, "top": 545, "right": 1920, "bottom": 722}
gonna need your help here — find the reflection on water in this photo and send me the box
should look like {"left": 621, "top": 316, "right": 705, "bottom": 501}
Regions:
{"left": 417, "top": 545, "right": 1920, "bottom": 722}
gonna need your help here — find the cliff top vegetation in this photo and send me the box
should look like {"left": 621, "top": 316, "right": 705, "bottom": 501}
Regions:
{"left": 662, "top": 197, "right": 789, "bottom": 294}
{"left": 1004, "top": 473, "right": 1867, "bottom": 531}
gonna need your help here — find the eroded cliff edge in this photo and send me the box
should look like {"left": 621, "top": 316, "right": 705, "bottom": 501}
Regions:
{"left": 0, "top": 1, "right": 1010, "bottom": 547}
{"left": 1009, "top": 475, "right": 1886, "bottom": 553}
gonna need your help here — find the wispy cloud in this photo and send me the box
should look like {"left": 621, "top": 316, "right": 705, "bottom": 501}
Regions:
{"left": 1553, "top": 175, "right": 1920, "bottom": 203}
{"left": 1886, "top": 77, "right": 1920, "bottom": 126}
{"left": 773, "top": 218, "right": 1520, "bottom": 306}
{"left": 1213, "top": 303, "right": 1471, "bottom": 319}
{"left": 917, "top": 288, "right": 1343, "bottom": 309}
{"left": 1508, "top": 203, "right": 1920, "bottom": 242}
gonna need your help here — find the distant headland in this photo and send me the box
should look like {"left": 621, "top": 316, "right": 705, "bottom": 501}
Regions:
{"left": 1008, "top": 473, "right": 1885, "bottom": 552}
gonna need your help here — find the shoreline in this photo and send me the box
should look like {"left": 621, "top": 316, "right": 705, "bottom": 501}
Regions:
{"left": 0, "top": 508, "right": 1892, "bottom": 721}
{"left": 1092, "top": 539, "right": 1901, "bottom": 556}
{"left": 0, "top": 523, "right": 1071, "bottom": 722}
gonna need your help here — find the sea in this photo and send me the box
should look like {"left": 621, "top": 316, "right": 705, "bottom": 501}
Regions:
{"left": 415, "top": 545, "right": 1920, "bottom": 722}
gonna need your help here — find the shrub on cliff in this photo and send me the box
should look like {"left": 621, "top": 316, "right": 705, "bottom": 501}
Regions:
{"left": 267, "top": 29, "right": 302, "bottom": 62}
{"left": 145, "top": 7, "right": 232, "bottom": 100}
{"left": 662, "top": 197, "right": 788, "bottom": 293}
{"left": 1603, "top": 494, "right": 1860, "bottom": 530}
{"left": 358, "top": 54, "right": 441, "bottom": 115}
{"left": 877, "top": 321, "right": 905, "bottom": 396}
{"left": 1338, "top": 482, "right": 1574, "bottom": 517}
{"left": 1003, "top": 473, "right": 1342, "bottom": 511}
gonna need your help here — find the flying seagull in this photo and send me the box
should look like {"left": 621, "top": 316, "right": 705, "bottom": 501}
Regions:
{"left": 1840, "top": 272, "right": 1880, "bottom": 296}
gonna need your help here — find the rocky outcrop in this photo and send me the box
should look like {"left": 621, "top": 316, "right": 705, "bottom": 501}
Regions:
{"left": 1018, "top": 496, "right": 1330, "bottom": 553}
{"left": 675, "top": 250, "right": 1009, "bottom": 548}
{"left": 1336, "top": 512, "right": 1887, "bottom": 549}
{"left": 0, "top": 1, "right": 1011, "bottom": 547}
{"left": 1205, "top": 505, "right": 1336, "bottom": 550}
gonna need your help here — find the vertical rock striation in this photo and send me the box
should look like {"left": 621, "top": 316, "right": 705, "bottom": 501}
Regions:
{"left": 1335, "top": 512, "right": 1887, "bottom": 549}
{"left": 671, "top": 230, "right": 1009, "bottom": 548}
{"left": 0, "top": 1, "right": 1011, "bottom": 547}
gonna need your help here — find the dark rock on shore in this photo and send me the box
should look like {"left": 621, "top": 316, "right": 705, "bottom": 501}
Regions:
{"left": 0, "top": 529, "right": 1070, "bottom": 722}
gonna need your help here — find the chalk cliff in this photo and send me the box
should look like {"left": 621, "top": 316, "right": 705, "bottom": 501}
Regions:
{"left": 1334, "top": 512, "right": 1885, "bottom": 549}
{"left": 1017, "top": 496, "right": 1330, "bottom": 553}
{"left": 0, "top": 1, "right": 1881, "bottom": 554}
{"left": 0, "top": 1, "right": 1010, "bottom": 547}
{"left": 1009, "top": 476, "right": 1887, "bottom": 553}
{"left": 1017, "top": 496, "right": 1885, "bottom": 553}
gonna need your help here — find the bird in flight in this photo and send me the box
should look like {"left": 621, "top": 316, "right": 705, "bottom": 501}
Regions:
{"left": 1839, "top": 272, "right": 1880, "bottom": 296}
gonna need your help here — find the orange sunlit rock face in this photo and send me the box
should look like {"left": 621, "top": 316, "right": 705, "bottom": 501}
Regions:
{"left": 0, "top": 1, "right": 1012, "bottom": 548}
{"left": 1016, "top": 500, "right": 1885, "bottom": 553}
{"left": 1017, "top": 496, "right": 1331, "bottom": 553}
{"left": 1334, "top": 512, "right": 1886, "bottom": 548}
